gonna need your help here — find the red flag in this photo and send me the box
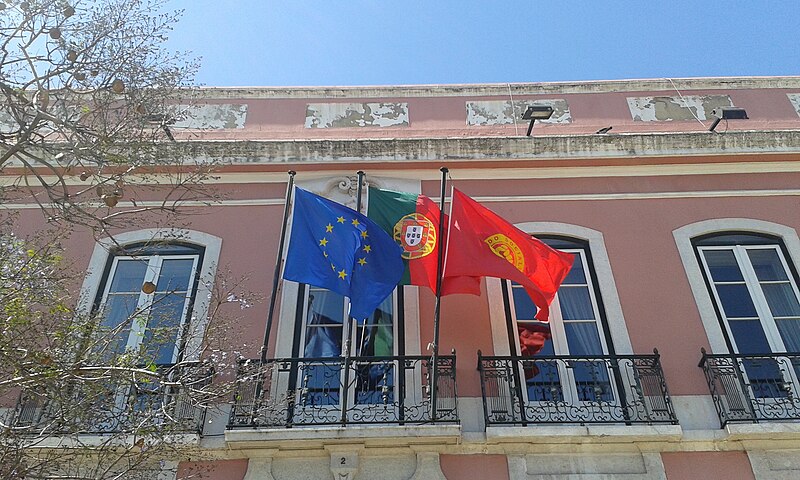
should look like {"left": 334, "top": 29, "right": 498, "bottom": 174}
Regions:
{"left": 443, "top": 189, "right": 574, "bottom": 321}
{"left": 519, "top": 324, "right": 552, "bottom": 379}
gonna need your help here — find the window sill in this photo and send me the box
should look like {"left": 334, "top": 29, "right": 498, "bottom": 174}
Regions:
{"left": 225, "top": 424, "right": 462, "bottom": 449}
{"left": 726, "top": 421, "right": 800, "bottom": 440}
{"left": 486, "top": 424, "right": 683, "bottom": 444}
{"left": 23, "top": 433, "right": 201, "bottom": 449}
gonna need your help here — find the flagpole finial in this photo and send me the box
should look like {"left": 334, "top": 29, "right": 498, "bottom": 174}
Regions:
{"left": 288, "top": 170, "right": 296, "bottom": 176}
{"left": 440, "top": 167, "right": 449, "bottom": 174}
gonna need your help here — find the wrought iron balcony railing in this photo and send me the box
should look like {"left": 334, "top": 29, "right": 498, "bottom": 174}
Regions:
{"left": 699, "top": 349, "right": 800, "bottom": 427}
{"left": 227, "top": 354, "right": 458, "bottom": 428}
{"left": 477, "top": 350, "right": 677, "bottom": 426}
{"left": 13, "top": 363, "right": 210, "bottom": 434}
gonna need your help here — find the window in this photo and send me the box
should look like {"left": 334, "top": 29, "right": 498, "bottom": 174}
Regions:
{"left": 696, "top": 234, "right": 800, "bottom": 354}
{"left": 94, "top": 244, "right": 203, "bottom": 364}
{"left": 81, "top": 229, "right": 222, "bottom": 364}
{"left": 293, "top": 284, "right": 400, "bottom": 407}
{"left": 695, "top": 233, "right": 800, "bottom": 397}
{"left": 504, "top": 237, "right": 617, "bottom": 404}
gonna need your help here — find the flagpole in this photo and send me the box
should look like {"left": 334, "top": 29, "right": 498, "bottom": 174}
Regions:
{"left": 260, "top": 170, "right": 296, "bottom": 364}
{"left": 430, "top": 167, "right": 448, "bottom": 421}
{"left": 340, "top": 170, "right": 366, "bottom": 425}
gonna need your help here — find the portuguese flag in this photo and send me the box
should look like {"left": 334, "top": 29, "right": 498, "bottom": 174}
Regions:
{"left": 367, "top": 186, "right": 479, "bottom": 295}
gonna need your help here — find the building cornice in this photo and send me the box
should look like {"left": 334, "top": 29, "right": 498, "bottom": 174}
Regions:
{"left": 189, "top": 76, "right": 800, "bottom": 99}
{"left": 176, "top": 130, "right": 800, "bottom": 166}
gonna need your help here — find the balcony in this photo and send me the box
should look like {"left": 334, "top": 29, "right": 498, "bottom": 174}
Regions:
{"left": 13, "top": 363, "right": 210, "bottom": 434}
{"left": 699, "top": 349, "right": 800, "bottom": 427}
{"left": 227, "top": 354, "right": 458, "bottom": 428}
{"left": 477, "top": 350, "right": 677, "bottom": 426}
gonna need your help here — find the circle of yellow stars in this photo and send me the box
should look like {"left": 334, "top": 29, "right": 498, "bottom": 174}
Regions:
{"left": 319, "top": 215, "right": 372, "bottom": 281}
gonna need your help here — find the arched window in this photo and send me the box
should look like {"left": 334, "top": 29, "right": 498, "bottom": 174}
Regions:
{"left": 80, "top": 229, "right": 222, "bottom": 364}
{"left": 693, "top": 232, "right": 800, "bottom": 355}
{"left": 93, "top": 242, "right": 204, "bottom": 364}
{"left": 503, "top": 236, "right": 617, "bottom": 403}
{"left": 675, "top": 220, "right": 800, "bottom": 403}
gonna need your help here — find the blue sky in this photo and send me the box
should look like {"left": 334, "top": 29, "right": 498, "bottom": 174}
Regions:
{"left": 167, "top": 1, "right": 800, "bottom": 87}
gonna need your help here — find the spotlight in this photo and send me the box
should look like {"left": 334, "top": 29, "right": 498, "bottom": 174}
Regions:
{"left": 522, "top": 105, "right": 554, "bottom": 136}
{"left": 709, "top": 107, "right": 748, "bottom": 132}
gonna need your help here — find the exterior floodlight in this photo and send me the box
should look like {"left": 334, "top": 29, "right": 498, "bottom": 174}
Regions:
{"left": 522, "top": 105, "right": 554, "bottom": 136}
{"left": 709, "top": 107, "right": 748, "bottom": 132}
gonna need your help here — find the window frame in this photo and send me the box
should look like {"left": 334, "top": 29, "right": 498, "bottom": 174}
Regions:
{"left": 674, "top": 219, "right": 800, "bottom": 354}
{"left": 79, "top": 229, "right": 222, "bottom": 363}
{"left": 93, "top": 245, "right": 203, "bottom": 364}
{"left": 488, "top": 222, "right": 632, "bottom": 357}
{"left": 501, "top": 236, "right": 621, "bottom": 406}
{"left": 693, "top": 232, "right": 800, "bottom": 355}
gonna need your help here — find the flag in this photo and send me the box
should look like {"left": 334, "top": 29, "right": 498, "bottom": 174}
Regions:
{"left": 443, "top": 189, "right": 574, "bottom": 321}
{"left": 367, "top": 186, "right": 480, "bottom": 295}
{"left": 519, "top": 323, "right": 552, "bottom": 379}
{"left": 283, "top": 188, "right": 404, "bottom": 320}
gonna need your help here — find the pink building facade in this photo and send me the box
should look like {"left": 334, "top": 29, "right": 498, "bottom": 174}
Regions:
{"left": 11, "top": 77, "right": 800, "bottom": 479}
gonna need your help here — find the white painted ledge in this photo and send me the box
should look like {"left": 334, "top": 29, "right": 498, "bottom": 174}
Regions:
{"left": 486, "top": 424, "right": 683, "bottom": 444}
{"left": 225, "top": 424, "right": 461, "bottom": 449}
{"left": 726, "top": 422, "right": 800, "bottom": 440}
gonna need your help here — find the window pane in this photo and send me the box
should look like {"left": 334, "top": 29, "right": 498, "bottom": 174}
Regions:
{"left": 564, "top": 322, "right": 604, "bottom": 356}
{"left": 309, "top": 289, "right": 345, "bottom": 324}
{"left": 562, "top": 259, "right": 586, "bottom": 285}
{"left": 301, "top": 363, "right": 340, "bottom": 406}
{"left": 572, "top": 361, "right": 614, "bottom": 402}
{"left": 748, "top": 249, "right": 789, "bottom": 281}
{"left": 776, "top": 319, "right": 800, "bottom": 352}
{"left": 716, "top": 284, "right": 758, "bottom": 318}
{"left": 305, "top": 290, "right": 345, "bottom": 358}
{"left": 143, "top": 294, "right": 186, "bottom": 363}
{"left": 525, "top": 359, "right": 563, "bottom": 402}
{"left": 512, "top": 285, "right": 537, "bottom": 320}
{"left": 558, "top": 286, "right": 595, "bottom": 321}
{"left": 356, "top": 363, "right": 394, "bottom": 404}
{"left": 703, "top": 250, "right": 744, "bottom": 282}
{"left": 352, "top": 293, "right": 394, "bottom": 357}
{"left": 729, "top": 319, "right": 771, "bottom": 354}
{"left": 109, "top": 259, "right": 148, "bottom": 293}
{"left": 156, "top": 258, "right": 195, "bottom": 292}
{"left": 762, "top": 283, "right": 800, "bottom": 317}
{"left": 518, "top": 323, "right": 553, "bottom": 357}
{"left": 100, "top": 294, "right": 140, "bottom": 353}
{"left": 304, "top": 317, "right": 342, "bottom": 358}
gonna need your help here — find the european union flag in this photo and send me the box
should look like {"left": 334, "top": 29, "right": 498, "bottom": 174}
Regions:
{"left": 283, "top": 188, "right": 404, "bottom": 320}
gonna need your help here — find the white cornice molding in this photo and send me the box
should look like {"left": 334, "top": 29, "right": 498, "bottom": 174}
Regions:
{"left": 143, "top": 131, "right": 800, "bottom": 165}
{"left": 188, "top": 76, "right": 800, "bottom": 99}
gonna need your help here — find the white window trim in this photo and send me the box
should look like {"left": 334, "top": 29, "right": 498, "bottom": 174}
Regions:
{"left": 487, "top": 222, "right": 633, "bottom": 356}
{"left": 673, "top": 218, "right": 800, "bottom": 353}
{"left": 79, "top": 228, "right": 222, "bottom": 361}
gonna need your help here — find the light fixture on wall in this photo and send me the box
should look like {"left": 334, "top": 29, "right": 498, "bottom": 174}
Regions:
{"left": 708, "top": 107, "right": 748, "bottom": 132}
{"left": 522, "top": 105, "right": 554, "bottom": 136}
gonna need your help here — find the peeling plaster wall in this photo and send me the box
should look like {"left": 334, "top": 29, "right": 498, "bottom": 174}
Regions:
{"left": 788, "top": 93, "right": 800, "bottom": 117}
{"left": 466, "top": 99, "right": 571, "bottom": 126}
{"left": 626, "top": 95, "right": 732, "bottom": 121}
{"left": 0, "top": 110, "right": 16, "bottom": 133}
{"left": 172, "top": 104, "right": 248, "bottom": 129}
{"left": 305, "top": 102, "right": 409, "bottom": 128}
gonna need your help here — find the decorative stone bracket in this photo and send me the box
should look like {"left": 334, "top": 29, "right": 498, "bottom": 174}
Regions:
{"left": 327, "top": 447, "right": 360, "bottom": 480}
